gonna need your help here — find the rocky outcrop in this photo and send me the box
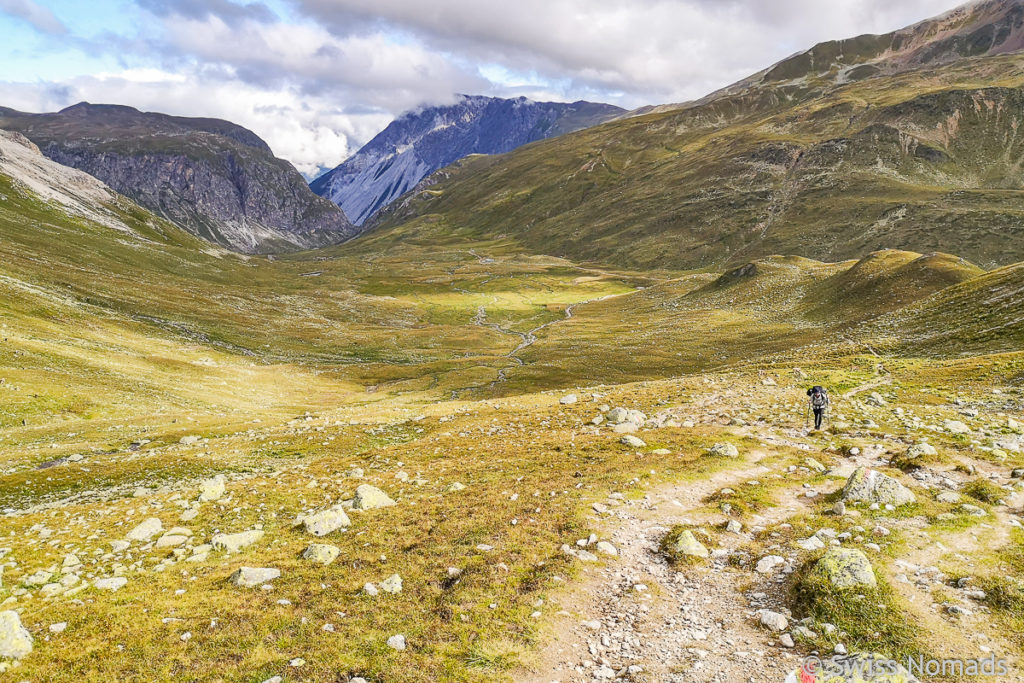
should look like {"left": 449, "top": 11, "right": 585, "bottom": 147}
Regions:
{"left": 0, "top": 103, "right": 355, "bottom": 253}
{"left": 311, "top": 95, "right": 623, "bottom": 226}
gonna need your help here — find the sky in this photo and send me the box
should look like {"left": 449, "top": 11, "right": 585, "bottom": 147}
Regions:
{"left": 0, "top": 0, "right": 965, "bottom": 178}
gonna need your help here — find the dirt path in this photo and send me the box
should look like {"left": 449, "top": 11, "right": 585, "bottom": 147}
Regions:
{"left": 516, "top": 454, "right": 809, "bottom": 683}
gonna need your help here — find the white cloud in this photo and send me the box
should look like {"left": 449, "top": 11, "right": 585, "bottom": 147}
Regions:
{"left": 292, "top": 0, "right": 964, "bottom": 103}
{"left": 3, "top": 0, "right": 967, "bottom": 172}
{"left": 0, "top": 0, "right": 66, "bottom": 34}
{"left": 0, "top": 69, "right": 391, "bottom": 177}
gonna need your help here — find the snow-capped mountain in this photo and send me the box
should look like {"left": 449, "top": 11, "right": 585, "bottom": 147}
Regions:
{"left": 310, "top": 95, "right": 624, "bottom": 227}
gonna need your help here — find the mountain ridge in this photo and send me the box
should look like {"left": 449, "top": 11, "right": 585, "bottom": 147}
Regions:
{"left": 311, "top": 95, "right": 624, "bottom": 226}
{"left": 365, "top": 2, "right": 1024, "bottom": 272}
{"left": 0, "top": 102, "right": 356, "bottom": 254}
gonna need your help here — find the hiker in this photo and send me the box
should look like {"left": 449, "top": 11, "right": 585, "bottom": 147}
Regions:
{"left": 807, "top": 385, "right": 830, "bottom": 430}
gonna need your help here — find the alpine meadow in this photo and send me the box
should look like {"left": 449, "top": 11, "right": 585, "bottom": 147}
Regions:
{"left": 2, "top": 1, "right": 1024, "bottom": 682}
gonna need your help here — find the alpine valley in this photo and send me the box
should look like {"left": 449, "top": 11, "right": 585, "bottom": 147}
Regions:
{"left": 0, "top": 1, "right": 1023, "bottom": 682}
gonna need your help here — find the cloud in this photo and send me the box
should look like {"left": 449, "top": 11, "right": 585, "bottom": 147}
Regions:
{"left": 0, "top": 68, "right": 393, "bottom": 177}
{"left": 136, "top": 0, "right": 276, "bottom": 25}
{"left": 2, "top": 0, "right": 966, "bottom": 174}
{"left": 290, "top": 0, "right": 963, "bottom": 102}
{"left": 0, "top": 0, "right": 67, "bottom": 34}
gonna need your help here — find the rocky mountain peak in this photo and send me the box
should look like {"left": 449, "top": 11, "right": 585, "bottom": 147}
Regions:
{"left": 310, "top": 95, "right": 623, "bottom": 227}
{"left": 0, "top": 103, "right": 354, "bottom": 253}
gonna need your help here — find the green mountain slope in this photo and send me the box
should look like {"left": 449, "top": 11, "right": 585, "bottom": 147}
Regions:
{"left": 369, "top": 2, "right": 1024, "bottom": 271}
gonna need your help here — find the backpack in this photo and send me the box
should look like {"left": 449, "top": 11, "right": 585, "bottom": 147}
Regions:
{"left": 808, "top": 386, "right": 828, "bottom": 408}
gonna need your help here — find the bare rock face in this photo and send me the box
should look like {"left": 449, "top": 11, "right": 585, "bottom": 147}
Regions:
{"left": 0, "top": 103, "right": 355, "bottom": 253}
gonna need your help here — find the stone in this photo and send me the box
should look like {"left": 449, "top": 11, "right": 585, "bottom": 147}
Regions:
{"left": 353, "top": 485, "right": 396, "bottom": 510}
{"left": 935, "top": 491, "right": 961, "bottom": 504}
{"left": 363, "top": 583, "right": 379, "bottom": 596}
{"left": 805, "top": 458, "right": 827, "bottom": 473}
{"left": 156, "top": 534, "right": 189, "bottom": 548}
{"left": 664, "top": 529, "right": 709, "bottom": 560}
{"left": 301, "top": 544, "right": 340, "bottom": 565}
{"left": 94, "top": 577, "right": 128, "bottom": 591}
{"left": 620, "top": 435, "right": 646, "bottom": 448}
{"left": 380, "top": 574, "right": 403, "bottom": 594}
{"left": 211, "top": 530, "right": 264, "bottom": 553}
{"left": 865, "top": 392, "right": 887, "bottom": 407}
{"left": 445, "top": 482, "right": 466, "bottom": 493}
{"left": 780, "top": 633, "right": 795, "bottom": 648}
{"left": 905, "top": 442, "right": 937, "bottom": 459}
{"left": 841, "top": 468, "right": 916, "bottom": 506}
{"left": 111, "top": 540, "right": 130, "bottom": 553}
{"left": 605, "top": 407, "right": 628, "bottom": 424}
{"left": 126, "top": 517, "right": 163, "bottom": 542}
{"left": 726, "top": 520, "right": 743, "bottom": 534}
{"left": 179, "top": 435, "right": 202, "bottom": 445}
{"left": 960, "top": 504, "right": 987, "bottom": 517}
{"left": 943, "top": 419, "right": 971, "bottom": 435}
{"left": 300, "top": 506, "right": 351, "bottom": 536}
{"left": 810, "top": 548, "right": 877, "bottom": 590}
{"left": 229, "top": 567, "right": 280, "bottom": 588}
{"left": 49, "top": 622, "right": 67, "bottom": 634}
{"left": 0, "top": 611, "right": 32, "bottom": 659}
{"left": 756, "top": 555, "right": 785, "bottom": 574}
{"left": 796, "top": 536, "right": 825, "bottom": 551}
{"left": 198, "top": 475, "right": 226, "bottom": 502}
{"left": 386, "top": 634, "right": 406, "bottom": 651}
{"left": 559, "top": 394, "right": 578, "bottom": 405}
{"left": 595, "top": 541, "right": 618, "bottom": 557}
{"left": 708, "top": 442, "right": 739, "bottom": 458}
{"left": 758, "top": 610, "right": 788, "bottom": 632}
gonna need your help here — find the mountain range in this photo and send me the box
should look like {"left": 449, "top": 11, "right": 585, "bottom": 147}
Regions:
{"left": 370, "top": 0, "right": 1024, "bottom": 271}
{"left": 310, "top": 95, "right": 624, "bottom": 226}
{"left": 0, "top": 103, "right": 355, "bottom": 253}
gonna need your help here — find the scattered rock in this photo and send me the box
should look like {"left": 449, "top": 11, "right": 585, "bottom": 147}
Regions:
{"left": 445, "top": 482, "right": 466, "bottom": 493}
{"left": 198, "top": 475, "right": 226, "bottom": 502}
{"left": 380, "top": 574, "right": 403, "bottom": 594}
{"left": 300, "top": 505, "right": 351, "bottom": 536}
{"left": 229, "top": 567, "right": 280, "bottom": 588}
{"left": 301, "top": 544, "right": 340, "bottom": 565}
{"left": 595, "top": 541, "right": 618, "bottom": 557}
{"left": 809, "top": 548, "right": 877, "bottom": 590}
{"left": 94, "top": 577, "right": 128, "bottom": 591}
{"left": 756, "top": 555, "right": 785, "bottom": 574}
{"left": 758, "top": 610, "right": 788, "bottom": 632}
{"left": 708, "top": 443, "right": 739, "bottom": 458}
{"left": 0, "top": 610, "right": 32, "bottom": 659}
{"left": 126, "top": 517, "right": 163, "bottom": 542}
{"left": 620, "top": 435, "right": 646, "bottom": 448}
{"left": 605, "top": 407, "right": 628, "bottom": 424}
{"left": 211, "top": 530, "right": 264, "bottom": 553}
{"left": 841, "top": 468, "right": 916, "bottom": 506}
{"left": 386, "top": 634, "right": 406, "bottom": 651}
{"left": 943, "top": 419, "right": 971, "bottom": 435}
{"left": 559, "top": 394, "right": 578, "bottom": 405}
{"left": 353, "top": 485, "right": 396, "bottom": 510}
{"left": 662, "top": 528, "right": 709, "bottom": 562}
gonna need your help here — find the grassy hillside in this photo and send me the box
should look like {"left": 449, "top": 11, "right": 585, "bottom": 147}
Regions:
{"left": 3, "top": 110, "right": 1024, "bottom": 682}
{"left": 369, "top": 55, "right": 1024, "bottom": 272}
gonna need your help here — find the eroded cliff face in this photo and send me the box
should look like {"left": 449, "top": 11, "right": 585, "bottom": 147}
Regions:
{"left": 0, "top": 103, "right": 355, "bottom": 253}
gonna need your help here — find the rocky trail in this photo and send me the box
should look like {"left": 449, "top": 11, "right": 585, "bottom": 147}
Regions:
{"left": 515, "top": 378, "right": 1024, "bottom": 682}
